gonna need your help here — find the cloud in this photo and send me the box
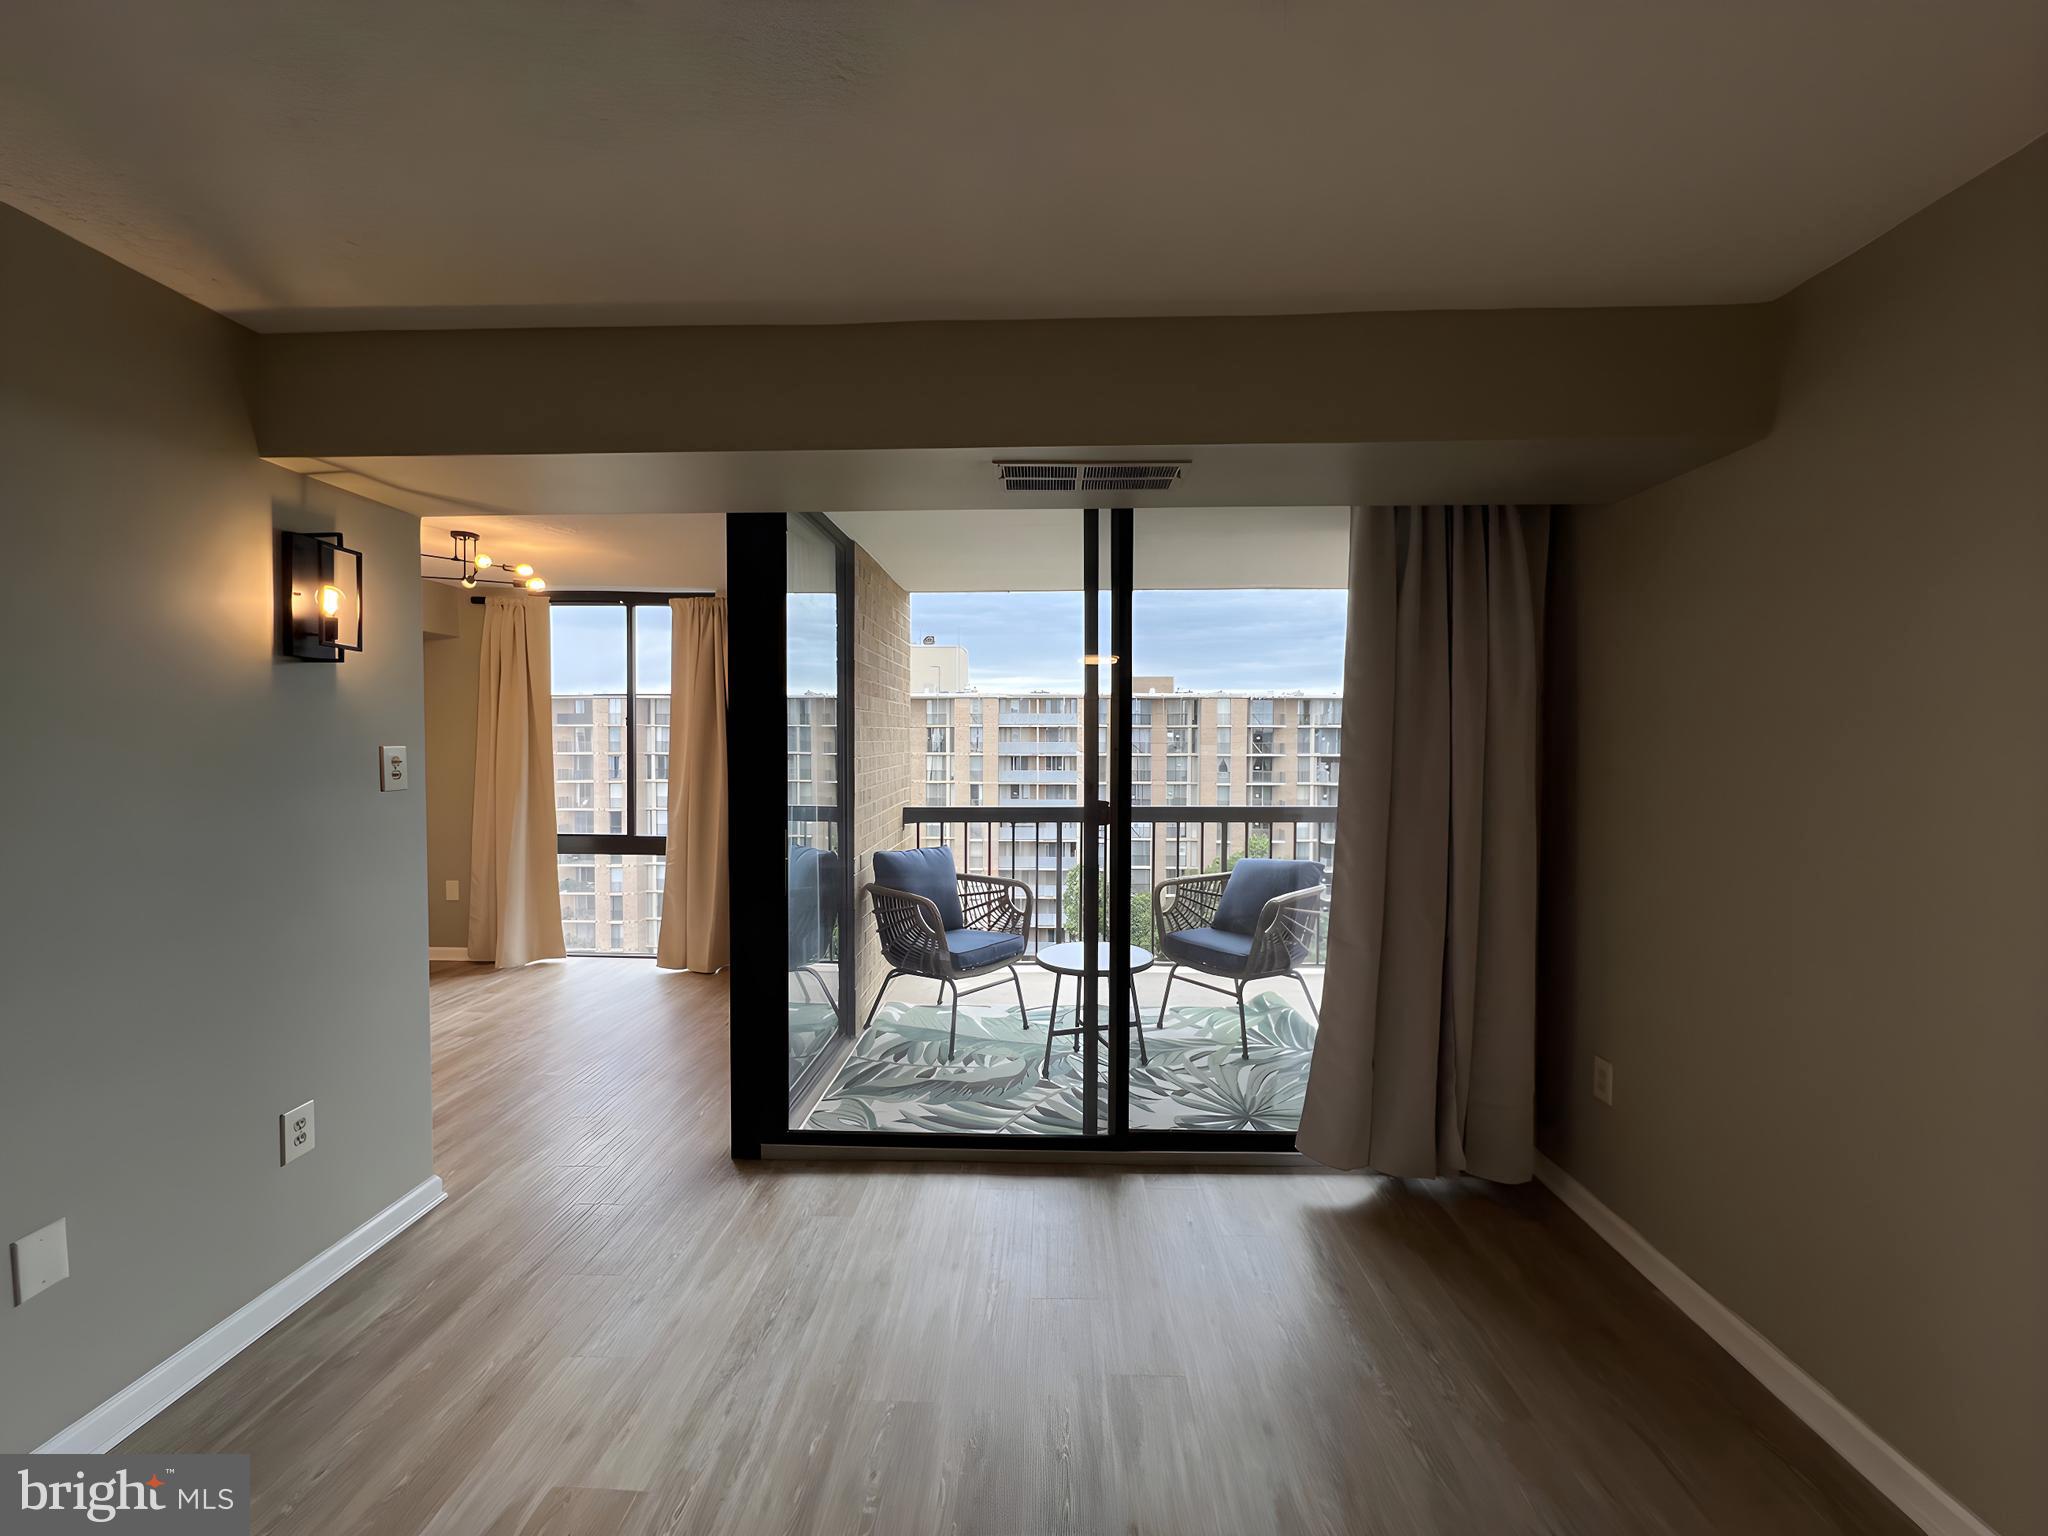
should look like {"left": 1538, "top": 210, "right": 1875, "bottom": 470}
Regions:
{"left": 910, "top": 589, "right": 1347, "bottom": 692}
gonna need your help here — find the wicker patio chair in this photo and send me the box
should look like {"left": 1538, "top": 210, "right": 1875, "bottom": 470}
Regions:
{"left": 1152, "top": 857, "right": 1325, "bottom": 1058}
{"left": 860, "top": 846, "right": 1034, "bottom": 1060}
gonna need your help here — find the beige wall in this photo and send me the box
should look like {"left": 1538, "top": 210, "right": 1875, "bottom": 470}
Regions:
{"left": 422, "top": 594, "right": 483, "bottom": 949}
{"left": 249, "top": 304, "right": 1781, "bottom": 458}
{"left": 0, "top": 205, "right": 434, "bottom": 1450}
{"left": 1539, "top": 137, "right": 2047, "bottom": 1536}
{"left": 850, "top": 547, "right": 917, "bottom": 1026}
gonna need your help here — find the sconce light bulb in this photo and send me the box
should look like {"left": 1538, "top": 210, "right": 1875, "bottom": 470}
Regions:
{"left": 514, "top": 563, "right": 535, "bottom": 578}
{"left": 317, "top": 584, "right": 343, "bottom": 618}
{"left": 525, "top": 576, "right": 546, "bottom": 592}
{"left": 460, "top": 576, "right": 477, "bottom": 590}
{"left": 474, "top": 553, "right": 493, "bottom": 569}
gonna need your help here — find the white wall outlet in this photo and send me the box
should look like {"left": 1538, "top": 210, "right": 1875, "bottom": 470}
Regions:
{"left": 281, "top": 1100, "right": 316, "bottom": 1164}
{"left": 379, "top": 745, "right": 409, "bottom": 791}
{"left": 444, "top": 879, "right": 461, "bottom": 902}
{"left": 10, "top": 1217, "right": 69, "bottom": 1306}
{"left": 1592, "top": 1056, "right": 1615, "bottom": 1106}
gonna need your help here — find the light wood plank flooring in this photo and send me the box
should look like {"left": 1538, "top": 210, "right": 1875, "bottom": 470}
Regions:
{"left": 127, "top": 959, "right": 1913, "bottom": 1535}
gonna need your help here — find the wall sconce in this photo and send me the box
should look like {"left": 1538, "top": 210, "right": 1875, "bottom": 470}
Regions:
{"left": 280, "top": 530, "right": 363, "bottom": 663}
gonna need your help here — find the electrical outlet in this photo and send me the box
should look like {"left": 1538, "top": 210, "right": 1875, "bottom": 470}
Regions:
{"left": 1592, "top": 1056, "right": 1614, "bottom": 1106}
{"left": 10, "top": 1217, "right": 69, "bottom": 1306}
{"left": 281, "top": 1100, "right": 316, "bottom": 1165}
{"left": 444, "top": 879, "right": 460, "bottom": 902}
{"left": 379, "top": 745, "right": 409, "bottom": 791}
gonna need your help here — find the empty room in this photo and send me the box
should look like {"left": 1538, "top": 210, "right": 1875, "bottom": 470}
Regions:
{"left": 2, "top": 5, "right": 2042, "bottom": 1535}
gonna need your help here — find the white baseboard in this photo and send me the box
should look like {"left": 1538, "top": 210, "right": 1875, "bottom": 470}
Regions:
{"left": 34, "top": 1175, "right": 446, "bottom": 1455}
{"left": 1533, "top": 1155, "right": 1996, "bottom": 1536}
{"left": 426, "top": 946, "right": 471, "bottom": 961}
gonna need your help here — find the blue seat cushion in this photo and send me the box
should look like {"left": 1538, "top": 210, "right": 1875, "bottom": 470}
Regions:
{"left": 1161, "top": 925, "right": 1255, "bottom": 972}
{"left": 943, "top": 927, "right": 1026, "bottom": 969}
{"left": 872, "top": 846, "right": 965, "bottom": 930}
{"left": 1212, "top": 858, "right": 1325, "bottom": 935}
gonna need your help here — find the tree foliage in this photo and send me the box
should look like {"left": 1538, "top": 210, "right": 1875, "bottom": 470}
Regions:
{"left": 1057, "top": 831, "right": 1269, "bottom": 943}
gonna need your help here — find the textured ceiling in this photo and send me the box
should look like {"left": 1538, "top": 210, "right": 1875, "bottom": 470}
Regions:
{"left": 5, "top": 1, "right": 2044, "bottom": 330}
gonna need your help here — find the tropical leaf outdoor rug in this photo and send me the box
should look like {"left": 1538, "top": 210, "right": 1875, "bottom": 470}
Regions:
{"left": 803, "top": 992, "right": 1316, "bottom": 1135}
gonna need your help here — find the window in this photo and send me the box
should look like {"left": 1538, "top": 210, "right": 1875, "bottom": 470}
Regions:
{"left": 550, "top": 598, "right": 683, "bottom": 955}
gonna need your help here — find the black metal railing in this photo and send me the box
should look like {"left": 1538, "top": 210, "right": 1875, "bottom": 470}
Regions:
{"left": 899, "top": 805, "right": 1335, "bottom": 962}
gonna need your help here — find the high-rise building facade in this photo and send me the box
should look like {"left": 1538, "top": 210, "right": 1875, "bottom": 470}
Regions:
{"left": 552, "top": 691, "right": 670, "bottom": 954}
{"left": 911, "top": 677, "right": 1341, "bottom": 946}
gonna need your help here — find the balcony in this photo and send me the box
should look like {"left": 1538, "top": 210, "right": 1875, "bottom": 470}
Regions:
{"left": 788, "top": 801, "right": 1330, "bottom": 1135}
{"left": 898, "top": 804, "right": 1333, "bottom": 965}
{"left": 997, "top": 703, "right": 1079, "bottom": 727}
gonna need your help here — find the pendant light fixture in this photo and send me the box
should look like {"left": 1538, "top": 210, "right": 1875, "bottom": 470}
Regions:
{"left": 420, "top": 530, "right": 546, "bottom": 592}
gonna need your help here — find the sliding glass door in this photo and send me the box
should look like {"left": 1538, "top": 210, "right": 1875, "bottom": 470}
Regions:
{"left": 735, "top": 505, "right": 1340, "bottom": 1153}
{"left": 784, "top": 515, "right": 856, "bottom": 1111}
{"left": 1124, "top": 509, "right": 1346, "bottom": 1135}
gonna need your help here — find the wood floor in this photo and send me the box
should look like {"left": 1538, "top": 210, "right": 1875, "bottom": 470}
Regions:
{"left": 127, "top": 959, "right": 1913, "bottom": 1536}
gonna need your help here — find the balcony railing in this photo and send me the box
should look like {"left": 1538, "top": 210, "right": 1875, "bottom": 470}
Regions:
{"left": 902, "top": 804, "right": 1335, "bottom": 961}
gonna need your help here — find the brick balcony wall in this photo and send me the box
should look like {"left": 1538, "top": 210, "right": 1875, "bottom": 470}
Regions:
{"left": 850, "top": 545, "right": 915, "bottom": 1026}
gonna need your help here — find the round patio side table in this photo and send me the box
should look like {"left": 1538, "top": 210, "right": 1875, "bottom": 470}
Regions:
{"left": 1033, "top": 942, "right": 1153, "bottom": 1079}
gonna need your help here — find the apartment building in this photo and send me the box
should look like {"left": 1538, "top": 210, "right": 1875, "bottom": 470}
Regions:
{"left": 905, "top": 663, "right": 1342, "bottom": 944}
{"left": 552, "top": 691, "right": 670, "bottom": 953}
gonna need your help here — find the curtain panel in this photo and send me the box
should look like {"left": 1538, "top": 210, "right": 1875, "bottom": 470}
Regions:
{"left": 656, "top": 595, "right": 731, "bottom": 972}
{"left": 1297, "top": 506, "right": 1550, "bottom": 1182}
{"left": 467, "top": 594, "right": 567, "bottom": 968}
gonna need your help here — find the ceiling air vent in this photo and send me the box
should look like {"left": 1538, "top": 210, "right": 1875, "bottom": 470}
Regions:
{"left": 995, "top": 460, "right": 1187, "bottom": 493}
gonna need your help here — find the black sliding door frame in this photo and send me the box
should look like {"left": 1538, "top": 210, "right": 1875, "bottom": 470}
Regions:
{"left": 730, "top": 507, "right": 1296, "bottom": 1157}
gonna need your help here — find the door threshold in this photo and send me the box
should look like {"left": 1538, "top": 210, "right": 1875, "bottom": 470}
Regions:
{"left": 761, "top": 1142, "right": 1316, "bottom": 1167}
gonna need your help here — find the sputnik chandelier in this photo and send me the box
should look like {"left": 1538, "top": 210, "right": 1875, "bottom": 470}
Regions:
{"left": 422, "top": 529, "right": 546, "bottom": 592}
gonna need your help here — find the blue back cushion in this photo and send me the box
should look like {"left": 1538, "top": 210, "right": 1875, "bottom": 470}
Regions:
{"left": 1212, "top": 858, "right": 1325, "bottom": 935}
{"left": 873, "top": 846, "right": 965, "bottom": 930}
{"left": 788, "top": 844, "right": 824, "bottom": 965}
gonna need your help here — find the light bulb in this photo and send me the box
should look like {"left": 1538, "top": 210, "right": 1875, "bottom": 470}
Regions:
{"left": 317, "top": 584, "right": 343, "bottom": 618}
{"left": 460, "top": 576, "right": 476, "bottom": 590}
{"left": 514, "top": 563, "right": 535, "bottom": 578}
{"left": 525, "top": 576, "right": 546, "bottom": 592}
{"left": 474, "top": 553, "right": 493, "bottom": 569}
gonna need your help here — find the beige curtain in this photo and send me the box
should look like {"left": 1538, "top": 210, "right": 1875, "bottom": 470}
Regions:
{"left": 657, "top": 595, "right": 730, "bottom": 971}
{"left": 467, "top": 594, "right": 566, "bottom": 968}
{"left": 1297, "top": 506, "right": 1550, "bottom": 1182}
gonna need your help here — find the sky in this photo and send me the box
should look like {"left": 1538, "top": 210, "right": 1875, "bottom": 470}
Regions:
{"left": 909, "top": 589, "right": 1348, "bottom": 692}
{"left": 557, "top": 589, "right": 1349, "bottom": 697}
{"left": 550, "top": 603, "right": 674, "bottom": 695}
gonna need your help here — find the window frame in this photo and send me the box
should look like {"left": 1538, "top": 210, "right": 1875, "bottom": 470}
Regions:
{"left": 551, "top": 592, "right": 689, "bottom": 860}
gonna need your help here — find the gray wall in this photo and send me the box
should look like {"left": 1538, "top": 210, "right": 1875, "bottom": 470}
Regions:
{"left": 1538, "top": 138, "right": 2047, "bottom": 1536}
{"left": 0, "top": 204, "right": 434, "bottom": 1452}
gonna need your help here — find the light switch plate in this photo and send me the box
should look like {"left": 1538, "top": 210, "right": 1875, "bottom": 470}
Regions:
{"left": 379, "top": 745, "right": 409, "bottom": 791}
{"left": 444, "top": 879, "right": 461, "bottom": 901}
{"left": 1592, "top": 1055, "right": 1615, "bottom": 1106}
{"left": 11, "top": 1217, "right": 69, "bottom": 1306}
